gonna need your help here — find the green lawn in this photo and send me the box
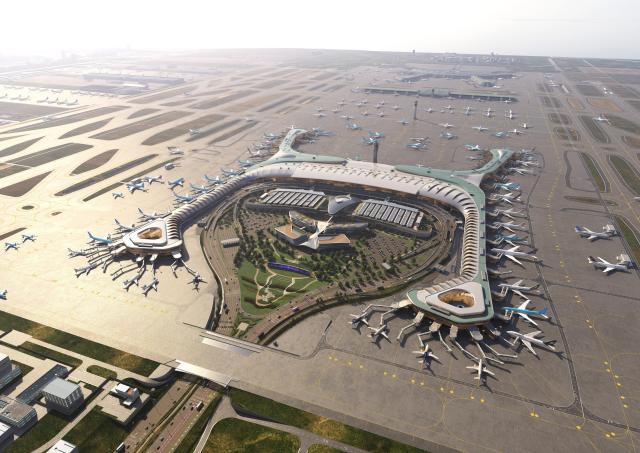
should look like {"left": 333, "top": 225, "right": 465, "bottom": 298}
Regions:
{"left": 19, "top": 342, "right": 82, "bottom": 368}
{"left": 87, "top": 364, "right": 118, "bottom": 380}
{"left": 580, "top": 153, "right": 608, "bottom": 192}
{"left": 607, "top": 114, "right": 640, "bottom": 135}
{"left": 13, "top": 360, "right": 33, "bottom": 377}
{"left": 0, "top": 310, "right": 159, "bottom": 376}
{"left": 609, "top": 155, "right": 640, "bottom": 195}
{"left": 308, "top": 445, "right": 344, "bottom": 453}
{"left": 613, "top": 215, "right": 640, "bottom": 264}
{"left": 63, "top": 407, "right": 129, "bottom": 452}
{"left": 174, "top": 395, "right": 221, "bottom": 453}
{"left": 9, "top": 413, "right": 70, "bottom": 453}
{"left": 579, "top": 116, "right": 610, "bottom": 143}
{"left": 204, "top": 418, "right": 300, "bottom": 453}
{"left": 229, "top": 389, "right": 425, "bottom": 453}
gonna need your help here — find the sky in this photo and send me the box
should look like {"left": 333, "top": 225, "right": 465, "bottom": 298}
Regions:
{"left": 2, "top": 0, "right": 639, "bottom": 59}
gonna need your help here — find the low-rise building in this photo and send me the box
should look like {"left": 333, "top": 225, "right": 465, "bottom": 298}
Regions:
{"left": 42, "top": 378, "right": 84, "bottom": 415}
{"left": 0, "top": 421, "right": 13, "bottom": 447}
{"left": 47, "top": 439, "right": 78, "bottom": 453}
{"left": 0, "top": 353, "right": 22, "bottom": 391}
{"left": 111, "top": 383, "right": 140, "bottom": 407}
{"left": 0, "top": 395, "right": 36, "bottom": 428}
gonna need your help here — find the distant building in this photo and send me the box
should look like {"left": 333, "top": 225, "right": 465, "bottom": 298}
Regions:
{"left": 47, "top": 440, "right": 78, "bottom": 453}
{"left": 0, "top": 421, "right": 13, "bottom": 447}
{"left": 0, "top": 395, "right": 36, "bottom": 428}
{"left": 42, "top": 378, "right": 84, "bottom": 415}
{"left": 111, "top": 383, "right": 140, "bottom": 407}
{"left": 0, "top": 353, "right": 21, "bottom": 391}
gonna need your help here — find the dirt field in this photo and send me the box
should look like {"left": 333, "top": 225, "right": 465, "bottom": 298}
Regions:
{"left": 4, "top": 105, "right": 127, "bottom": 133}
{"left": 548, "top": 113, "right": 572, "bottom": 125}
{"left": 0, "top": 143, "right": 93, "bottom": 179}
{"left": 539, "top": 96, "right": 562, "bottom": 108}
{"left": 622, "top": 135, "right": 640, "bottom": 149}
{"left": 141, "top": 113, "right": 226, "bottom": 146}
{"left": 575, "top": 84, "right": 604, "bottom": 97}
{"left": 224, "top": 93, "right": 283, "bottom": 113}
{"left": 0, "top": 137, "right": 42, "bottom": 158}
{"left": 91, "top": 111, "right": 189, "bottom": 140}
{"left": 578, "top": 115, "right": 610, "bottom": 143}
{"left": 257, "top": 95, "right": 299, "bottom": 112}
{"left": 186, "top": 119, "right": 242, "bottom": 142}
{"left": 130, "top": 85, "right": 196, "bottom": 104}
{"left": 0, "top": 101, "right": 67, "bottom": 122}
{"left": 606, "top": 114, "right": 640, "bottom": 134}
{"left": 191, "top": 91, "right": 258, "bottom": 110}
{"left": 128, "top": 108, "right": 159, "bottom": 119}
{"left": 59, "top": 118, "right": 113, "bottom": 139}
{"left": 553, "top": 126, "right": 580, "bottom": 141}
{"left": 608, "top": 84, "right": 640, "bottom": 99}
{"left": 586, "top": 97, "right": 623, "bottom": 112}
{"left": 565, "top": 97, "right": 585, "bottom": 111}
{"left": 71, "top": 149, "right": 119, "bottom": 175}
{"left": 253, "top": 79, "right": 289, "bottom": 90}
{"left": 0, "top": 171, "right": 51, "bottom": 197}
{"left": 207, "top": 120, "right": 259, "bottom": 144}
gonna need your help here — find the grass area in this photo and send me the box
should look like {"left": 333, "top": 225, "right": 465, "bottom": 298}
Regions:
{"left": 87, "top": 364, "right": 117, "bottom": 380}
{"left": 9, "top": 412, "right": 70, "bottom": 453}
{"left": 204, "top": 418, "right": 300, "bottom": 453}
{"left": 0, "top": 310, "right": 159, "bottom": 376}
{"left": 13, "top": 360, "right": 33, "bottom": 377}
{"left": 564, "top": 196, "right": 617, "bottom": 206}
{"left": 308, "top": 445, "right": 344, "bottom": 453}
{"left": 613, "top": 215, "right": 640, "bottom": 264}
{"left": 229, "top": 389, "right": 425, "bottom": 453}
{"left": 579, "top": 153, "right": 608, "bottom": 192}
{"left": 579, "top": 116, "right": 610, "bottom": 143}
{"left": 174, "top": 395, "right": 221, "bottom": 453}
{"left": 63, "top": 406, "right": 129, "bottom": 452}
{"left": 607, "top": 114, "right": 640, "bottom": 135}
{"left": 19, "top": 342, "right": 82, "bottom": 368}
{"left": 622, "top": 136, "right": 640, "bottom": 149}
{"left": 609, "top": 155, "right": 640, "bottom": 196}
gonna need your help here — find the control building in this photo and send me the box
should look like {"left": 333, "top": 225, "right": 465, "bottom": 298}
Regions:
{"left": 42, "top": 378, "right": 84, "bottom": 415}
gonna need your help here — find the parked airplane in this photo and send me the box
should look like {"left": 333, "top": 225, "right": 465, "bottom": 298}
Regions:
{"left": 489, "top": 221, "right": 529, "bottom": 233}
{"left": 505, "top": 110, "right": 515, "bottom": 120}
{"left": 502, "top": 300, "right": 549, "bottom": 327}
{"left": 349, "top": 312, "right": 370, "bottom": 328}
{"left": 472, "top": 126, "right": 488, "bottom": 132}
{"left": 466, "top": 359, "right": 495, "bottom": 380}
{"left": 367, "top": 324, "right": 390, "bottom": 342}
{"left": 173, "top": 191, "right": 195, "bottom": 204}
{"left": 167, "top": 146, "right": 184, "bottom": 155}
{"left": 575, "top": 225, "right": 617, "bottom": 241}
{"left": 424, "top": 107, "right": 433, "bottom": 113}
{"left": 520, "top": 123, "right": 531, "bottom": 129}
{"left": 142, "top": 278, "right": 159, "bottom": 296}
{"left": 126, "top": 180, "right": 147, "bottom": 193}
{"left": 362, "top": 136, "right": 379, "bottom": 145}
{"left": 493, "top": 182, "right": 521, "bottom": 191}
{"left": 0, "top": 290, "right": 6, "bottom": 300}
{"left": 588, "top": 255, "right": 631, "bottom": 274}
{"left": 74, "top": 264, "right": 96, "bottom": 277}
{"left": 142, "top": 175, "right": 164, "bottom": 185}
{"left": 593, "top": 115, "right": 610, "bottom": 123}
{"left": 438, "top": 123, "right": 454, "bottom": 129}
{"left": 497, "top": 280, "right": 540, "bottom": 299}
{"left": 467, "top": 155, "right": 484, "bottom": 161}
{"left": 189, "top": 183, "right": 210, "bottom": 194}
{"left": 203, "top": 175, "right": 225, "bottom": 185}
{"left": 440, "top": 132, "right": 457, "bottom": 140}
{"left": 112, "top": 192, "right": 124, "bottom": 199}
{"left": 491, "top": 245, "right": 540, "bottom": 266}
{"left": 463, "top": 106, "right": 472, "bottom": 116}
{"left": 189, "top": 128, "right": 201, "bottom": 136}
{"left": 493, "top": 233, "right": 527, "bottom": 243}
{"left": 137, "top": 208, "right": 167, "bottom": 221}
{"left": 507, "top": 330, "right": 556, "bottom": 356}
{"left": 510, "top": 128, "right": 524, "bottom": 135}
{"left": 346, "top": 123, "right": 362, "bottom": 130}
{"left": 368, "top": 131, "right": 385, "bottom": 139}
{"left": 392, "top": 105, "right": 400, "bottom": 111}
{"left": 494, "top": 131, "right": 509, "bottom": 138}
{"left": 21, "top": 234, "right": 36, "bottom": 243}
{"left": 87, "top": 232, "right": 112, "bottom": 245}
{"left": 487, "top": 208, "right": 523, "bottom": 220}
{"left": 114, "top": 219, "right": 135, "bottom": 232}
{"left": 511, "top": 167, "right": 536, "bottom": 175}
{"left": 464, "top": 144, "right": 484, "bottom": 151}
{"left": 238, "top": 159, "right": 256, "bottom": 168}
{"left": 407, "top": 143, "right": 427, "bottom": 150}
{"left": 397, "top": 119, "right": 409, "bottom": 125}
{"left": 312, "top": 113, "right": 326, "bottom": 118}
{"left": 167, "top": 177, "right": 185, "bottom": 189}
{"left": 222, "top": 168, "right": 243, "bottom": 177}
{"left": 413, "top": 344, "right": 439, "bottom": 367}
{"left": 4, "top": 242, "right": 18, "bottom": 251}
{"left": 489, "top": 192, "right": 521, "bottom": 205}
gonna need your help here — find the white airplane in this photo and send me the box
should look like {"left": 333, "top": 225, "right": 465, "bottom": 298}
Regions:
{"left": 167, "top": 177, "right": 185, "bottom": 189}
{"left": 204, "top": 174, "right": 225, "bottom": 185}
{"left": 505, "top": 110, "right": 515, "bottom": 120}
{"left": 21, "top": 234, "right": 36, "bottom": 243}
{"left": 463, "top": 106, "right": 472, "bottom": 116}
{"left": 142, "top": 175, "right": 164, "bottom": 185}
{"left": 164, "top": 162, "right": 180, "bottom": 170}
{"left": 360, "top": 111, "right": 369, "bottom": 117}
{"left": 440, "top": 132, "right": 457, "bottom": 140}
{"left": 114, "top": 219, "right": 136, "bottom": 232}
{"left": 392, "top": 105, "right": 400, "bottom": 111}
{"left": 346, "top": 122, "right": 362, "bottom": 130}
{"left": 367, "top": 324, "right": 390, "bottom": 342}
{"left": 472, "top": 126, "right": 488, "bottom": 132}
{"left": 189, "top": 128, "right": 201, "bottom": 136}
{"left": 190, "top": 183, "right": 209, "bottom": 194}
{"left": 141, "top": 278, "right": 159, "bottom": 296}
{"left": 484, "top": 108, "right": 493, "bottom": 117}
{"left": 502, "top": 300, "right": 550, "bottom": 327}
{"left": 312, "top": 113, "right": 326, "bottom": 118}
{"left": 464, "top": 144, "right": 484, "bottom": 151}
{"left": 74, "top": 264, "right": 96, "bottom": 277}
{"left": 112, "top": 192, "right": 124, "bottom": 199}
{"left": 413, "top": 344, "right": 439, "bottom": 367}
{"left": 491, "top": 245, "right": 540, "bottom": 266}
{"left": 466, "top": 359, "right": 495, "bottom": 380}
{"left": 511, "top": 167, "right": 536, "bottom": 175}
{"left": 520, "top": 123, "right": 531, "bottom": 129}
{"left": 126, "top": 180, "right": 147, "bottom": 193}
{"left": 424, "top": 107, "right": 433, "bottom": 113}
{"left": 510, "top": 128, "right": 524, "bottom": 135}
{"left": 137, "top": 208, "right": 167, "bottom": 221}
{"left": 438, "top": 122, "right": 454, "bottom": 129}
{"left": 377, "top": 111, "right": 386, "bottom": 117}
{"left": 507, "top": 330, "right": 556, "bottom": 356}
{"left": 489, "top": 221, "right": 529, "bottom": 233}
{"left": 504, "top": 99, "right": 513, "bottom": 104}
{"left": 167, "top": 146, "right": 184, "bottom": 155}
{"left": 445, "top": 105, "right": 454, "bottom": 111}
{"left": 173, "top": 191, "right": 195, "bottom": 204}
{"left": 490, "top": 192, "right": 521, "bottom": 205}
{"left": 407, "top": 143, "right": 427, "bottom": 150}
{"left": 397, "top": 120, "right": 409, "bottom": 125}
{"left": 575, "top": 225, "right": 617, "bottom": 241}
{"left": 4, "top": 242, "right": 19, "bottom": 251}
{"left": 593, "top": 115, "right": 610, "bottom": 123}
{"left": 349, "top": 312, "right": 370, "bottom": 328}
{"left": 487, "top": 207, "right": 523, "bottom": 220}
{"left": 497, "top": 279, "right": 539, "bottom": 299}
{"left": 588, "top": 255, "right": 631, "bottom": 274}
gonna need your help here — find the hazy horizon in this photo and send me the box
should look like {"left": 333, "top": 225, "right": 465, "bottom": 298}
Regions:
{"left": 2, "top": 0, "right": 638, "bottom": 60}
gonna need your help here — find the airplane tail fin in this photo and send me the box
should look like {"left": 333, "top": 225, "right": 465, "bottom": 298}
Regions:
{"left": 539, "top": 308, "right": 548, "bottom": 317}
{"left": 588, "top": 256, "right": 596, "bottom": 263}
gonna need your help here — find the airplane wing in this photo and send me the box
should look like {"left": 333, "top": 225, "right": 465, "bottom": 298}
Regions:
{"left": 505, "top": 254, "right": 524, "bottom": 267}
{"left": 513, "top": 279, "right": 523, "bottom": 287}
{"left": 597, "top": 257, "right": 609, "bottom": 264}
{"left": 603, "top": 266, "right": 616, "bottom": 274}
{"left": 380, "top": 331, "right": 390, "bottom": 341}
{"left": 518, "top": 313, "right": 538, "bottom": 327}
{"left": 513, "top": 289, "right": 528, "bottom": 300}
{"left": 520, "top": 339, "right": 537, "bottom": 356}
{"left": 517, "top": 300, "right": 530, "bottom": 310}
{"left": 588, "top": 234, "right": 598, "bottom": 241}
{"left": 483, "top": 367, "right": 496, "bottom": 377}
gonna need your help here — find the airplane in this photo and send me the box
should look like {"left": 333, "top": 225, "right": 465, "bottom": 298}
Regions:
{"left": 493, "top": 131, "right": 509, "bottom": 138}
{"left": 588, "top": 255, "right": 631, "bottom": 274}
{"left": 346, "top": 123, "right": 362, "bottom": 130}
{"left": 463, "top": 106, "right": 472, "bottom": 116}
{"left": 493, "top": 182, "right": 521, "bottom": 191}
{"left": 0, "top": 290, "right": 6, "bottom": 300}
{"left": 368, "top": 131, "right": 385, "bottom": 139}
{"left": 520, "top": 123, "right": 531, "bottom": 129}
{"left": 507, "top": 330, "right": 556, "bottom": 356}
{"left": 238, "top": 159, "right": 256, "bottom": 168}
{"left": 593, "top": 115, "right": 610, "bottom": 123}
{"left": 440, "top": 132, "right": 457, "bottom": 140}
{"left": 392, "top": 104, "right": 400, "bottom": 111}
{"left": 438, "top": 123, "right": 454, "bottom": 129}
{"left": 315, "top": 107, "right": 325, "bottom": 112}
{"left": 502, "top": 300, "right": 549, "bottom": 327}
{"left": 142, "top": 175, "right": 164, "bottom": 185}
{"left": 167, "top": 146, "right": 184, "bottom": 155}
{"left": 445, "top": 105, "right": 454, "bottom": 111}
{"left": 575, "top": 225, "right": 617, "bottom": 241}
{"left": 190, "top": 183, "right": 210, "bottom": 194}
{"left": 137, "top": 208, "right": 167, "bottom": 221}
{"left": 466, "top": 359, "right": 495, "bottom": 381}
{"left": 467, "top": 155, "right": 484, "bottom": 161}
{"left": 66, "top": 99, "right": 78, "bottom": 106}
{"left": 112, "top": 192, "right": 124, "bottom": 199}
{"left": 311, "top": 128, "right": 333, "bottom": 137}
{"left": 491, "top": 245, "right": 540, "bottom": 266}
{"left": 166, "top": 177, "right": 185, "bottom": 189}
{"left": 410, "top": 137, "right": 428, "bottom": 142}
{"left": 340, "top": 115, "right": 354, "bottom": 121}
{"left": 126, "top": 180, "right": 147, "bottom": 193}
{"left": 484, "top": 108, "right": 493, "bottom": 117}
{"left": 4, "top": 242, "right": 18, "bottom": 251}
{"left": 464, "top": 144, "right": 484, "bottom": 151}
{"left": 21, "top": 234, "right": 36, "bottom": 243}
{"left": 360, "top": 111, "right": 369, "bottom": 116}
{"left": 221, "top": 168, "right": 243, "bottom": 177}
{"left": 407, "top": 143, "right": 427, "bottom": 150}
{"left": 37, "top": 96, "right": 48, "bottom": 103}
{"left": 510, "top": 128, "right": 524, "bottom": 136}
{"left": 189, "top": 274, "right": 206, "bottom": 290}
{"left": 487, "top": 208, "right": 523, "bottom": 220}
{"left": 505, "top": 110, "right": 515, "bottom": 120}
{"left": 413, "top": 344, "right": 439, "bottom": 367}
{"left": 312, "top": 113, "right": 326, "bottom": 118}
{"left": 361, "top": 136, "right": 379, "bottom": 145}
{"left": 203, "top": 174, "right": 225, "bottom": 185}
{"left": 87, "top": 232, "right": 112, "bottom": 245}
{"left": 489, "top": 192, "right": 521, "bottom": 205}
{"left": 173, "top": 191, "right": 196, "bottom": 204}
{"left": 503, "top": 99, "right": 513, "bottom": 104}
{"left": 114, "top": 219, "right": 136, "bottom": 232}
{"left": 141, "top": 278, "right": 159, "bottom": 296}
{"left": 424, "top": 107, "right": 433, "bottom": 113}
{"left": 74, "top": 264, "right": 96, "bottom": 277}
{"left": 349, "top": 312, "right": 370, "bottom": 328}
{"left": 397, "top": 120, "right": 409, "bottom": 125}
{"left": 497, "top": 279, "right": 540, "bottom": 299}
{"left": 510, "top": 167, "right": 536, "bottom": 175}
{"left": 493, "top": 233, "right": 527, "bottom": 243}
{"left": 367, "top": 324, "right": 390, "bottom": 342}
{"left": 472, "top": 126, "right": 488, "bottom": 132}
{"left": 189, "top": 128, "right": 201, "bottom": 136}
